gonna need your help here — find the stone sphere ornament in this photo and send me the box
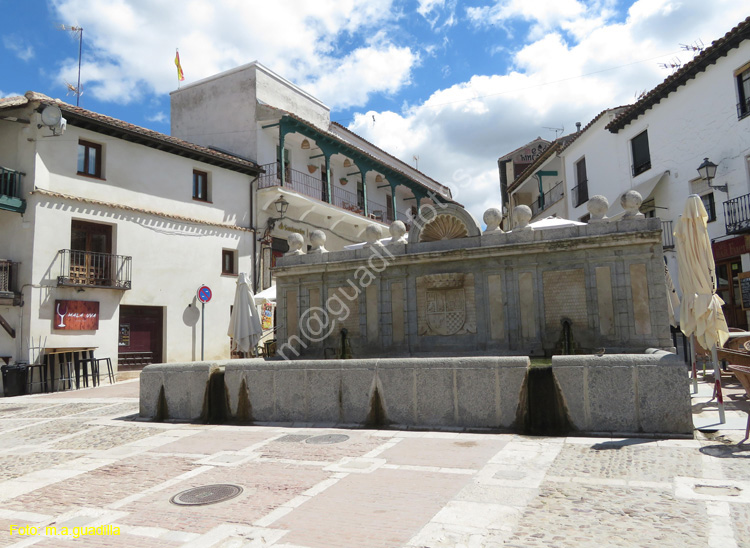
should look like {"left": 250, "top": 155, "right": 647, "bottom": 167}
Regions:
{"left": 285, "top": 232, "right": 306, "bottom": 255}
{"left": 388, "top": 220, "right": 408, "bottom": 245}
{"left": 309, "top": 230, "right": 328, "bottom": 254}
{"left": 483, "top": 208, "right": 504, "bottom": 233}
{"left": 364, "top": 224, "right": 384, "bottom": 247}
{"left": 587, "top": 195, "right": 609, "bottom": 222}
{"left": 620, "top": 190, "right": 644, "bottom": 219}
{"left": 512, "top": 205, "right": 533, "bottom": 231}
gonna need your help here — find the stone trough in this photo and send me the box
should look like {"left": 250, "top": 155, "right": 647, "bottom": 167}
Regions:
{"left": 139, "top": 352, "right": 693, "bottom": 436}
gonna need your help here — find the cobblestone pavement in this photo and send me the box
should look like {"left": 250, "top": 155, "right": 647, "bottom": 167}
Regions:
{"left": 0, "top": 379, "right": 748, "bottom": 548}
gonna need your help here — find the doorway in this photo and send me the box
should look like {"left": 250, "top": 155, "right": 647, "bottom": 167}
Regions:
{"left": 716, "top": 258, "right": 747, "bottom": 330}
{"left": 119, "top": 305, "right": 163, "bottom": 367}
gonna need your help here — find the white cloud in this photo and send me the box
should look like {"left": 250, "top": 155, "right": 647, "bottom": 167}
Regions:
{"left": 3, "top": 35, "right": 35, "bottom": 61}
{"left": 146, "top": 111, "right": 168, "bottom": 124}
{"left": 417, "top": 0, "right": 445, "bottom": 17}
{"left": 49, "top": 0, "right": 416, "bottom": 108}
{"left": 351, "top": 1, "right": 750, "bottom": 220}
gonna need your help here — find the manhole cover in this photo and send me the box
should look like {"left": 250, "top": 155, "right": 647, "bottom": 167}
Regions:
{"left": 275, "top": 434, "right": 312, "bottom": 443}
{"left": 170, "top": 484, "right": 243, "bottom": 506}
{"left": 305, "top": 434, "right": 350, "bottom": 445}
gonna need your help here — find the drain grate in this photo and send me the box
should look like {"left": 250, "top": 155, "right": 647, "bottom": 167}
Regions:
{"left": 170, "top": 484, "right": 243, "bottom": 506}
{"left": 305, "top": 434, "right": 350, "bottom": 445}
{"left": 275, "top": 434, "right": 312, "bottom": 443}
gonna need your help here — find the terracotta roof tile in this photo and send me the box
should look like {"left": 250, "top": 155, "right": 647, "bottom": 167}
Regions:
{"left": 1, "top": 92, "right": 262, "bottom": 174}
{"left": 606, "top": 16, "right": 750, "bottom": 132}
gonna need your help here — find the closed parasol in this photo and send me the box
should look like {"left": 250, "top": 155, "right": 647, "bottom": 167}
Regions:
{"left": 674, "top": 195, "right": 729, "bottom": 421}
{"left": 228, "top": 273, "right": 263, "bottom": 356}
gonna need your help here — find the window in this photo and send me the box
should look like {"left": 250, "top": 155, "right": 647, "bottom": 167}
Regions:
{"left": 701, "top": 192, "right": 716, "bottom": 223}
{"left": 222, "top": 249, "right": 236, "bottom": 275}
{"left": 737, "top": 64, "right": 750, "bottom": 119}
{"left": 193, "top": 170, "right": 209, "bottom": 201}
{"left": 69, "top": 220, "right": 113, "bottom": 285}
{"left": 631, "top": 130, "right": 651, "bottom": 176}
{"left": 77, "top": 140, "right": 102, "bottom": 178}
{"left": 573, "top": 157, "right": 588, "bottom": 207}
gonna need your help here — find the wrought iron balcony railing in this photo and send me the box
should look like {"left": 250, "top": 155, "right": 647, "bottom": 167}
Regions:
{"left": 0, "top": 260, "right": 19, "bottom": 294}
{"left": 258, "top": 162, "right": 401, "bottom": 225}
{"left": 738, "top": 98, "right": 750, "bottom": 120}
{"left": 531, "top": 181, "right": 565, "bottom": 217}
{"left": 57, "top": 250, "right": 132, "bottom": 290}
{"left": 0, "top": 166, "right": 26, "bottom": 213}
{"left": 572, "top": 181, "right": 589, "bottom": 207}
{"left": 724, "top": 193, "right": 750, "bottom": 235}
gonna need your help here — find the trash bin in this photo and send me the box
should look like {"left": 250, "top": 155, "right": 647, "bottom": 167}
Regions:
{"left": 1, "top": 364, "right": 28, "bottom": 397}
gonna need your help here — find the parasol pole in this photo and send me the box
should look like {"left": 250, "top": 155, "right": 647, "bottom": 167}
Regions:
{"left": 710, "top": 345, "right": 725, "bottom": 423}
{"left": 690, "top": 335, "right": 698, "bottom": 394}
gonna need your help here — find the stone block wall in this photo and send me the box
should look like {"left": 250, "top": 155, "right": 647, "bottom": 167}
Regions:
{"left": 274, "top": 217, "right": 672, "bottom": 358}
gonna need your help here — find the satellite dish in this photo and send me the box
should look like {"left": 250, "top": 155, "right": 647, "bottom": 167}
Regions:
{"left": 40, "top": 105, "right": 62, "bottom": 127}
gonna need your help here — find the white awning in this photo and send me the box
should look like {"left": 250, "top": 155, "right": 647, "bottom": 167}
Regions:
{"left": 606, "top": 170, "right": 669, "bottom": 219}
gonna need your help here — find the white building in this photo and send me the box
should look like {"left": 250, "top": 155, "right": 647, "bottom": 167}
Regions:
{"left": 170, "top": 62, "right": 455, "bottom": 288}
{"left": 506, "top": 15, "right": 750, "bottom": 329}
{"left": 0, "top": 91, "right": 261, "bottom": 383}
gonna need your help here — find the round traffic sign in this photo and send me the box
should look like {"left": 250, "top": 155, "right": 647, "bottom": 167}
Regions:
{"left": 197, "top": 285, "right": 212, "bottom": 303}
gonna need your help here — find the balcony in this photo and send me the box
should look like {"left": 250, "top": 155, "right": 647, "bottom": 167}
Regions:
{"left": 661, "top": 220, "right": 674, "bottom": 249}
{"left": 0, "top": 260, "right": 21, "bottom": 305}
{"left": 531, "top": 181, "right": 564, "bottom": 217}
{"left": 57, "top": 250, "right": 132, "bottom": 290}
{"left": 0, "top": 166, "right": 26, "bottom": 214}
{"left": 724, "top": 193, "right": 750, "bottom": 235}
{"left": 259, "top": 162, "right": 400, "bottom": 225}
{"left": 572, "top": 181, "right": 589, "bottom": 207}
{"left": 738, "top": 98, "right": 750, "bottom": 120}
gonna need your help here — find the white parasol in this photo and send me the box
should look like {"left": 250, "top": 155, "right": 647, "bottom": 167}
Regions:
{"left": 674, "top": 195, "right": 729, "bottom": 421}
{"left": 228, "top": 273, "right": 263, "bottom": 356}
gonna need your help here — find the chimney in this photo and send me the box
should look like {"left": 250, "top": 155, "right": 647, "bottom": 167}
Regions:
{"left": 575, "top": 122, "right": 582, "bottom": 132}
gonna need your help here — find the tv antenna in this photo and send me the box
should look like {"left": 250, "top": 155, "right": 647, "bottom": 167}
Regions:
{"left": 680, "top": 39, "right": 705, "bottom": 56}
{"left": 542, "top": 126, "right": 564, "bottom": 139}
{"left": 413, "top": 155, "right": 419, "bottom": 170}
{"left": 658, "top": 57, "right": 682, "bottom": 72}
{"left": 58, "top": 24, "right": 83, "bottom": 106}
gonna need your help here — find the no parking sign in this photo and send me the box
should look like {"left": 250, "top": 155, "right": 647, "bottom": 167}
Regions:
{"left": 197, "top": 285, "right": 212, "bottom": 360}
{"left": 197, "top": 285, "right": 212, "bottom": 304}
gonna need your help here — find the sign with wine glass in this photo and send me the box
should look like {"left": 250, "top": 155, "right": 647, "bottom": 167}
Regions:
{"left": 53, "top": 300, "right": 100, "bottom": 330}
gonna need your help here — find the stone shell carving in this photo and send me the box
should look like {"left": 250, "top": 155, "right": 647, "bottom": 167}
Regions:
{"left": 419, "top": 214, "right": 469, "bottom": 242}
{"left": 407, "top": 202, "right": 481, "bottom": 244}
{"left": 424, "top": 273, "right": 465, "bottom": 289}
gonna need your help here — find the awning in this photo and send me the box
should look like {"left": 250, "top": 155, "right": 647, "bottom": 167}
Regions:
{"left": 606, "top": 170, "right": 669, "bottom": 219}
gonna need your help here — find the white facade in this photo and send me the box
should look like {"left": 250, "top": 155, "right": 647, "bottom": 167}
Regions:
{"left": 0, "top": 93, "right": 260, "bottom": 377}
{"left": 170, "top": 62, "right": 454, "bottom": 283}
{"left": 504, "top": 17, "right": 750, "bottom": 328}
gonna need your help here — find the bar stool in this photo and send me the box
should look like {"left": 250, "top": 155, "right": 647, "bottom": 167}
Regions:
{"left": 79, "top": 357, "right": 114, "bottom": 386}
{"left": 27, "top": 362, "right": 47, "bottom": 394}
{"left": 57, "top": 352, "right": 76, "bottom": 391}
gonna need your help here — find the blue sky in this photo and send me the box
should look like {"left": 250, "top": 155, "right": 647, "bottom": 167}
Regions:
{"left": 2, "top": 0, "right": 748, "bottom": 218}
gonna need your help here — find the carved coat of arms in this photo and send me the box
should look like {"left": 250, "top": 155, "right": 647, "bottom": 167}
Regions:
{"left": 417, "top": 273, "right": 477, "bottom": 336}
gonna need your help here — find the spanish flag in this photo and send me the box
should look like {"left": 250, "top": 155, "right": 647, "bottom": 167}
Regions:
{"left": 175, "top": 49, "right": 185, "bottom": 82}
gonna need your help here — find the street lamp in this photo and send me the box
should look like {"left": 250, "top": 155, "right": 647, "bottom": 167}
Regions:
{"left": 274, "top": 195, "right": 289, "bottom": 218}
{"left": 264, "top": 195, "right": 289, "bottom": 238}
{"left": 697, "top": 157, "right": 727, "bottom": 193}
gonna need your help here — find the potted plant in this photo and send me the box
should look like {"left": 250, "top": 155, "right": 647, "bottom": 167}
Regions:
{"left": 307, "top": 164, "right": 318, "bottom": 174}
{"left": 339, "top": 177, "right": 348, "bottom": 185}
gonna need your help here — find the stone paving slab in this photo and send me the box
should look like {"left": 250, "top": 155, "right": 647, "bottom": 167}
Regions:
{"left": 0, "top": 378, "right": 748, "bottom": 547}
